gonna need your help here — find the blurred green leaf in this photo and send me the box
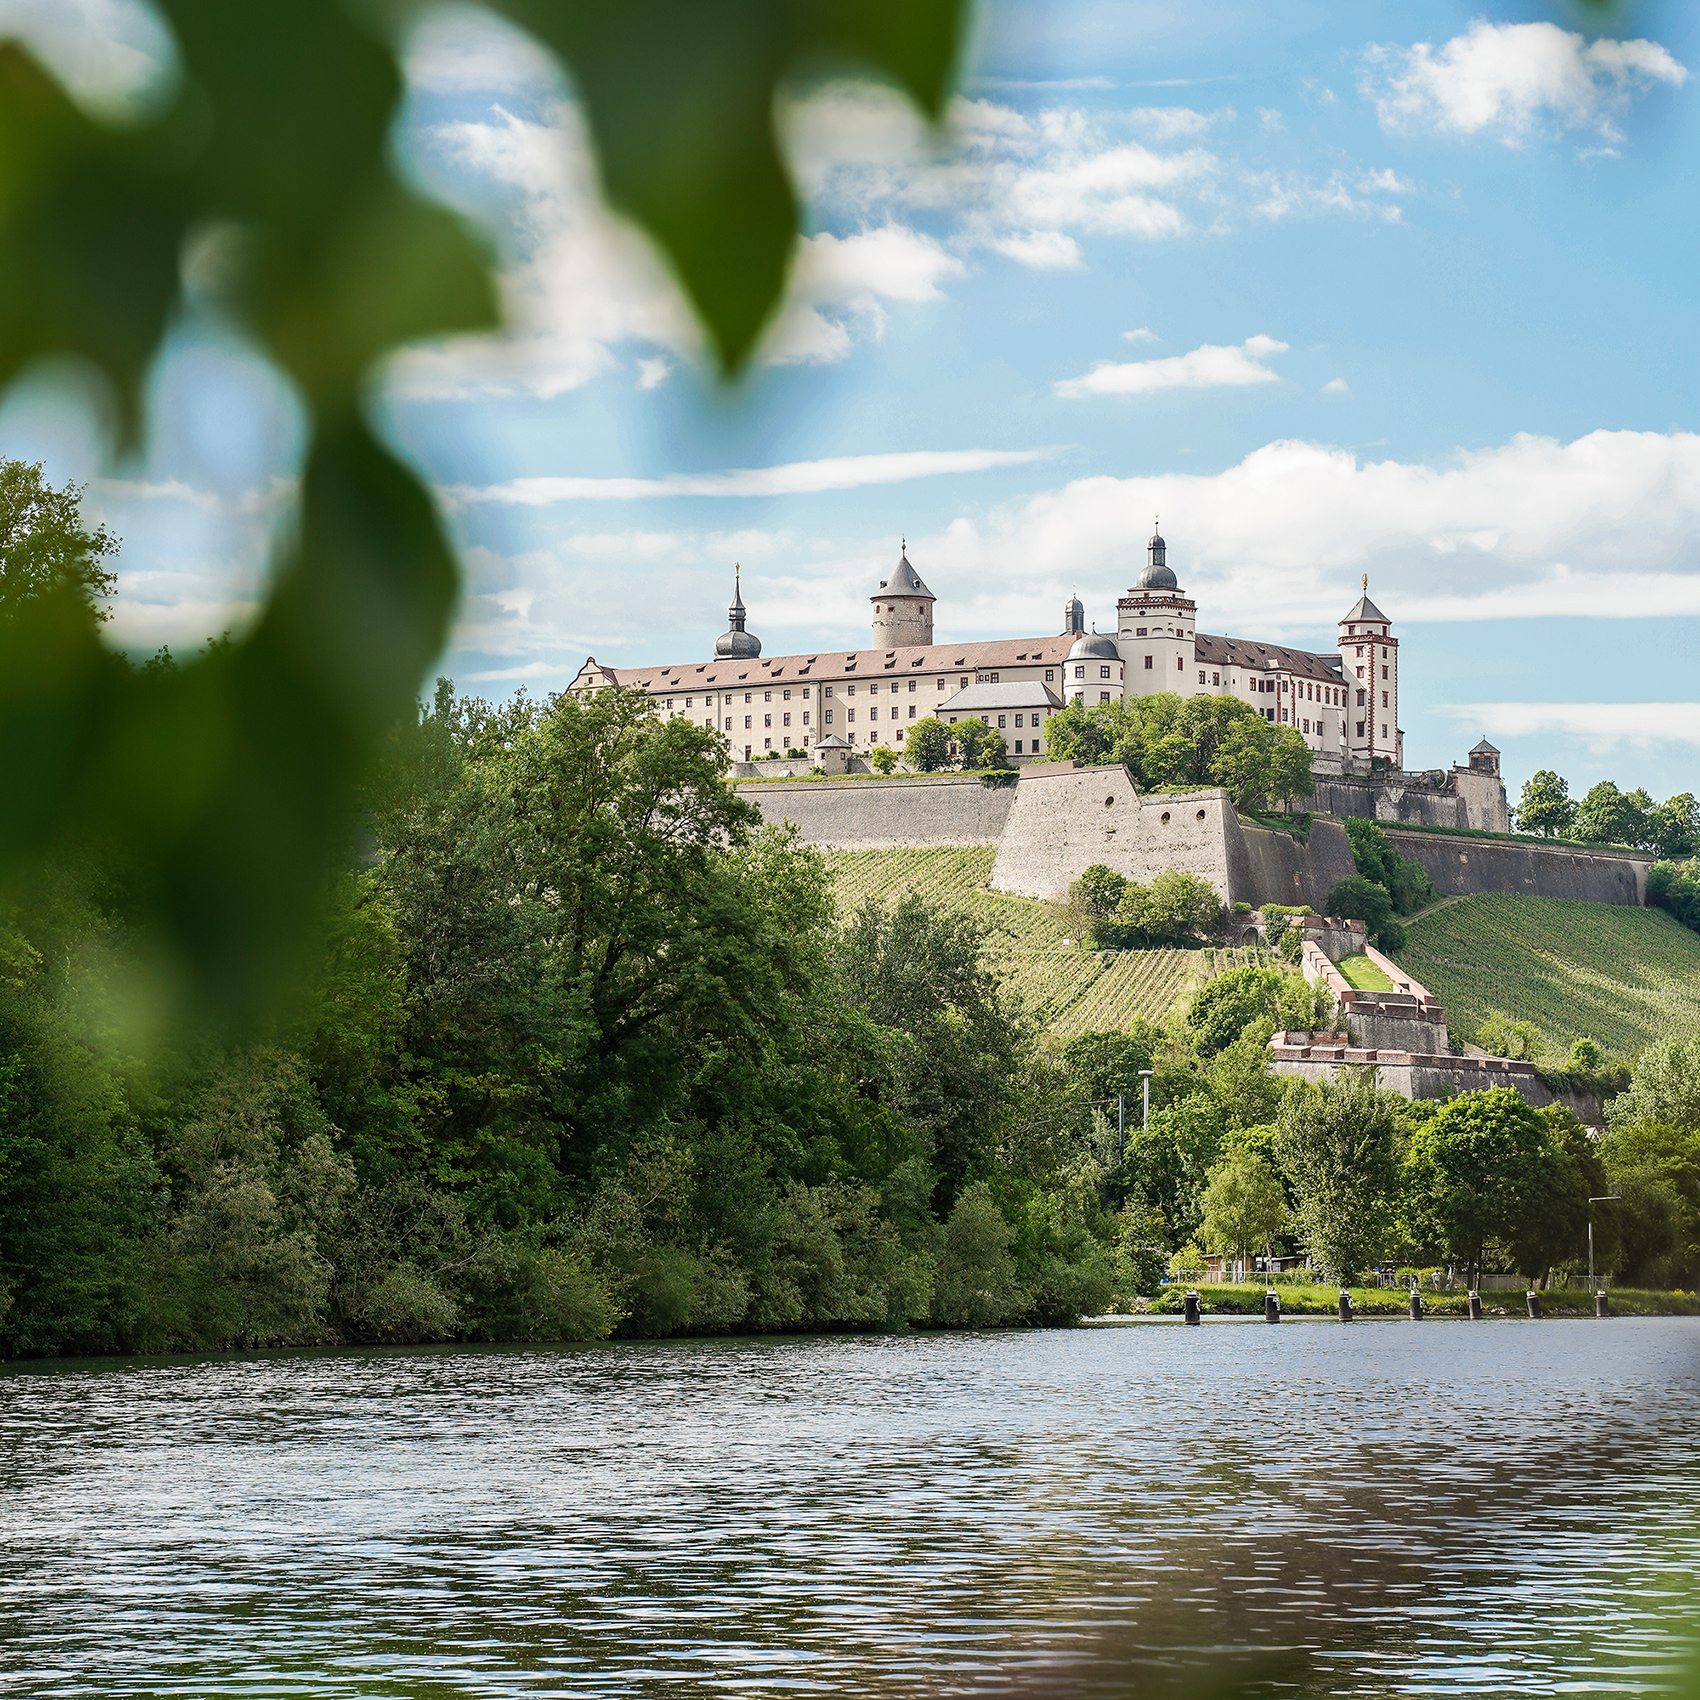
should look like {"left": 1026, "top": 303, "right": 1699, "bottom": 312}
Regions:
{"left": 0, "top": 0, "right": 969, "bottom": 1027}
{"left": 506, "top": 0, "right": 969, "bottom": 367}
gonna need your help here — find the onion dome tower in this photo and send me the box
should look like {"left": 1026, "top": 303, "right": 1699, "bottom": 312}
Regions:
{"left": 871, "top": 541, "right": 934, "bottom": 648}
{"left": 1063, "top": 592, "right": 1085, "bottom": 636}
{"left": 714, "top": 565, "right": 761, "bottom": 659}
{"left": 1135, "top": 523, "right": 1177, "bottom": 591}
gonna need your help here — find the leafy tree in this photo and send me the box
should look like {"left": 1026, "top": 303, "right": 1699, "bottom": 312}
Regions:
{"left": 1343, "top": 818, "right": 1433, "bottom": 915}
{"left": 1043, "top": 701, "right": 1113, "bottom": 766}
{"left": 1324, "top": 874, "right": 1404, "bottom": 950}
{"left": 1198, "top": 1146, "right": 1287, "bottom": 1272}
{"left": 1574, "top": 781, "right": 1652, "bottom": 849}
{"left": 930, "top": 1181, "right": 1027, "bottom": 1326}
{"left": 1060, "top": 1026, "right": 1163, "bottom": 1105}
{"left": 1516, "top": 770, "right": 1577, "bottom": 839}
{"left": 904, "top": 717, "right": 951, "bottom": 773}
{"left": 1117, "top": 870, "right": 1222, "bottom": 944}
{"left": 1143, "top": 731, "right": 1196, "bottom": 787}
{"left": 1208, "top": 715, "right": 1275, "bottom": 812}
{"left": 1267, "top": 727, "right": 1316, "bottom": 810}
{"left": 1185, "top": 964, "right": 1286, "bottom": 1057}
{"left": 1607, "top": 1035, "right": 1700, "bottom": 1133}
{"left": 951, "top": 717, "right": 1006, "bottom": 770}
{"left": 1273, "top": 1069, "right": 1401, "bottom": 1283}
{"left": 1473, "top": 1013, "right": 1537, "bottom": 1062}
{"left": 869, "top": 745, "right": 899, "bottom": 775}
{"left": 0, "top": 0, "right": 970, "bottom": 1028}
{"left": 1649, "top": 794, "right": 1700, "bottom": 861}
{"left": 0, "top": 462, "right": 120, "bottom": 626}
{"left": 1121, "top": 1092, "right": 1226, "bottom": 1246}
{"left": 1400, "top": 1086, "right": 1560, "bottom": 1289}
{"left": 1647, "top": 860, "right": 1700, "bottom": 933}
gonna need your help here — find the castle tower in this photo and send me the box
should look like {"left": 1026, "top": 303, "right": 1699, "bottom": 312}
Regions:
{"left": 1062, "top": 592, "right": 1085, "bottom": 636}
{"left": 871, "top": 543, "right": 934, "bottom": 648}
{"left": 714, "top": 565, "right": 761, "bottom": 659}
{"left": 1116, "top": 521, "right": 1197, "bottom": 700}
{"left": 1338, "top": 575, "right": 1399, "bottom": 768}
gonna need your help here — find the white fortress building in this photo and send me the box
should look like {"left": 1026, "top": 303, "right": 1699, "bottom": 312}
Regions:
{"left": 569, "top": 528, "right": 1405, "bottom": 775}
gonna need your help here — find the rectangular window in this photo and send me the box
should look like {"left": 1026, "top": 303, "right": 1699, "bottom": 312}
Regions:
{"left": 666, "top": 698, "right": 674, "bottom": 709}
{"left": 1014, "top": 714, "right": 1023, "bottom": 728}
{"left": 998, "top": 715, "right": 1006, "bottom": 728}
{"left": 686, "top": 696, "right": 693, "bottom": 707}
{"left": 908, "top": 679, "right": 916, "bottom": 691}
{"left": 1356, "top": 721, "right": 1364, "bottom": 737}
{"left": 938, "top": 679, "right": 946, "bottom": 690}
{"left": 1357, "top": 689, "right": 1365, "bottom": 706}
{"left": 960, "top": 676, "right": 968, "bottom": 687}
{"left": 724, "top": 717, "right": 732, "bottom": 730}
{"left": 1033, "top": 738, "right": 1042, "bottom": 752}
{"left": 824, "top": 710, "right": 833, "bottom": 723}
{"left": 848, "top": 708, "right": 855, "bottom": 721}
{"left": 1075, "top": 665, "right": 1085, "bottom": 679}
{"left": 744, "top": 715, "right": 752, "bottom": 729}
{"left": 745, "top": 693, "right": 752, "bottom": 703}
{"left": 1143, "top": 656, "right": 1153, "bottom": 670}
{"left": 763, "top": 736, "right": 771, "bottom": 749}
{"left": 1014, "top": 740, "right": 1023, "bottom": 753}
{"left": 1382, "top": 666, "right": 1388, "bottom": 680}
{"left": 1198, "top": 671, "right": 1206, "bottom": 684}
{"left": 764, "top": 691, "right": 771, "bottom": 702}
{"left": 1382, "top": 724, "right": 1388, "bottom": 738}
{"left": 763, "top": 714, "right": 771, "bottom": 727}
{"left": 1100, "top": 692, "right": 1111, "bottom": 704}
{"left": 783, "top": 712, "right": 791, "bottom": 727}
{"left": 1045, "top": 669, "right": 1054, "bottom": 682}
{"left": 1099, "top": 665, "right": 1111, "bottom": 679}
{"left": 803, "top": 687, "right": 810, "bottom": 699}
{"left": 1381, "top": 692, "right": 1388, "bottom": 708}
{"left": 1303, "top": 718, "right": 1310, "bottom": 734}
{"left": 908, "top": 705, "right": 915, "bottom": 719}
{"left": 1136, "top": 627, "right": 1147, "bottom": 636}
{"left": 802, "top": 712, "right": 809, "bottom": 725}
{"left": 825, "top": 686, "right": 834, "bottom": 697}
{"left": 783, "top": 689, "right": 791, "bottom": 700}
{"left": 1355, "top": 645, "right": 1363, "bottom": 657}
{"left": 847, "top": 684, "right": 855, "bottom": 695}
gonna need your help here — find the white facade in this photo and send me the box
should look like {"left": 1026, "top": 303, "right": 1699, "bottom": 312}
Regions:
{"left": 567, "top": 533, "right": 1403, "bottom": 772}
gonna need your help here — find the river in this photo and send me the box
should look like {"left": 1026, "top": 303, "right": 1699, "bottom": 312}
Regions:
{"left": 1, "top": 1317, "right": 1697, "bottom": 1696}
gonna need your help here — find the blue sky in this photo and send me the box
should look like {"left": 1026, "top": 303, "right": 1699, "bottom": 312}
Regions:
{"left": 3, "top": 0, "right": 1699, "bottom": 802}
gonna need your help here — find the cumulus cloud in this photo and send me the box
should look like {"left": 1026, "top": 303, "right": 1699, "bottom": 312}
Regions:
{"left": 1249, "top": 168, "right": 1408, "bottom": 222}
{"left": 1323, "top": 377, "right": 1349, "bottom": 395}
{"left": 783, "top": 83, "right": 1218, "bottom": 255}
{"left": 1365, "top": 20, "right": 1687, "bottom": 146}
{"left": 1437, "top": 702, "right": 1700, "bottom": 755}
{"left": 1055, "top": 335, "right": 1288, "bottom": 399}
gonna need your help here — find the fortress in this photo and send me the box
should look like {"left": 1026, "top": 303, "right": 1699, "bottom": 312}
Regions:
{"left": 569, "top": 526, "right": 1511, "bottom": 833}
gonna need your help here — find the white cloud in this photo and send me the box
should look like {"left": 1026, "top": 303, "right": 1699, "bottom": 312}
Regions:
{"left": 1365, "top": 20, "right": 1687, "bottom": 146}
{"left": 1250, "top": 168, "right": 1407, "bottom": 222}
{"left": 1323, "top": 377, "right": 1349, "bottom": 395}
{"left": 1437, "top": 702, "right": 1700, "bottom": 755}
{"left": 782, "top": 83, "right": 1217, "bottom": 258}
{"left": 446, "top": 446, "right": 1051, "bottom": 506}
{"left": 1122, "top": 327, "right": 1159, "bottom": 344}
{"left": 402, "top": 4, "right": 559, "bottom": 95}
{"left": 927, "top": 428, "right": 1700, "bottom": 638}
{"left": 635, "top": 356, "right": 671, "bottom": 391}
{"left": 0, "top": 0, "right": 176, "bottom": 120}
{"left": 1055, "top": 335, "right": 1288, "bottom": 399}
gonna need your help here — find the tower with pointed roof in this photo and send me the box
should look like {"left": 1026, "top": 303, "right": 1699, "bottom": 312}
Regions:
{"left": 1338, "top": 574, "right": 1400, "bottom": 768}
{"left": 1114, "top": 522, "right": 1198, "bottom": 703}
{"left": 871, "top": 542, "right": 934, "bottom": 648}
{"left": 714, "top": 565, "right": 762, "bottom": 659}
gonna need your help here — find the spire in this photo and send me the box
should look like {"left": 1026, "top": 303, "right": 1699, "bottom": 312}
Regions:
{"left": 728, "top": 564, "right": 746, "bottom": 625}
{"left": 715, "top": 563, "right": 761, "bottom": 658}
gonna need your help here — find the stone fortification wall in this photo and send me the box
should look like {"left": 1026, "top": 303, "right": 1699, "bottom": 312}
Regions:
{"left": 1228, "top": 817, "right": 1359, "bottom": 911}
{"left": 990, "top": 768, "right": 1239, "bottom": 901}
{"left": 1382, "top": 828, "right": 1652, "bottom": 906}
{"left": 1295, "top": 915, "right": 1369, "bottom": 961}
{"left": 734, "top": 772, "right": 1015, "bottom": 850}
{"left": 1310, "top": 768, "right": 1510, "bottom": 833}
{"left": 1270, "top": 1034, "right": 1554, "bottom": 1107}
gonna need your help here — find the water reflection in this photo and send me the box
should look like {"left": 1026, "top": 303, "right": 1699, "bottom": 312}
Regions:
{"left": 1, "top": 1320, "right": 1696, "bottom": 1696}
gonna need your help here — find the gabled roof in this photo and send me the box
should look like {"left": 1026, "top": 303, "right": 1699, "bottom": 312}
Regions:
{"left": 1195, "top": 632, "right": 1342, "bottom": 682}
{"left": 1470, "top": 738, "right": 1500, "bottom": 755}
{"left": 1340, "top": 593, "right": 1389, "bottom": 625}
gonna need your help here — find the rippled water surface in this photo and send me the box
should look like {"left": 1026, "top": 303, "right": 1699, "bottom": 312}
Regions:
{"left": 2, "top": 1318, "right": 1698, "bottom": 1697}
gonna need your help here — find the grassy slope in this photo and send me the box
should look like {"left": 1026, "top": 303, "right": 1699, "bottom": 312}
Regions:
{"left": 1392, "top": 893, "right": 1700, "bottom": 1062}
{"left": 823, "top": 845, "right": 1261, "bottom": 1039}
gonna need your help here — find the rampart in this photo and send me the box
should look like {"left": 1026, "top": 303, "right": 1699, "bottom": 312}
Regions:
{"left": 1382, "top": 828, "right": 1652, "bottom": 906}
{"left": 742, "top": 762, "right": 1652, "bottom": 912}
{"left": 1269, "top": 1033, "right": 1554, "bottom": 1107}
{"left": 735, "top": 772, "right": 1015, "bottom": 850}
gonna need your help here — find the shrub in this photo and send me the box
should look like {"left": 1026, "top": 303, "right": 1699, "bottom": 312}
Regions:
{"left": 869, "top": 746, "right": 899, "bottom": 775}
{"left": 1325, "top": 874, "right": 1404, "bottom": 950}
{"left": 1475, "top": 1012, "right": 1537, "bottom": 1062}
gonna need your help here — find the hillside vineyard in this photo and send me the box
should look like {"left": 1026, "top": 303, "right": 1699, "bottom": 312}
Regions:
{"left": 569, "top": 529, "right": 1409, "bottom": 773}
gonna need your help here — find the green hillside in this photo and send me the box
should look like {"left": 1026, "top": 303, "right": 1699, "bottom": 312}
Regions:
{"left": 823, "top": 845, "right": 1259, "bottom": 1039}
{"left": 1392, "top": 893, "right": 1700, "bottom": 1063}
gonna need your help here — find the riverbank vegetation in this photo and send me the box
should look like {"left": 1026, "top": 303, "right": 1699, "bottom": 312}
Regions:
{"left": 3, "top": 685, "right": 1698, "bottom": 1358}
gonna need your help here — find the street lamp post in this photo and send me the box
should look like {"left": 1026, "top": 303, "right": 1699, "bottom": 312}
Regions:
{"left": 1588, "top": 1194, "right": 1620, "bottom": 1301}
{"left": 1139, "top": 1069, "right": 1153, "bottom": 1132}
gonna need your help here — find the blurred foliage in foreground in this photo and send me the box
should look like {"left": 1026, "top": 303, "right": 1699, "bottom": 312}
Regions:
{"left": 0, "top": 0, "right": 968, "bottom": 1029}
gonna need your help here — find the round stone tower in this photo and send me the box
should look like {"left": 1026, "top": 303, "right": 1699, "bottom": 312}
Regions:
{"left": 871, "top": 543, "right": 934, "bottom": 649}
